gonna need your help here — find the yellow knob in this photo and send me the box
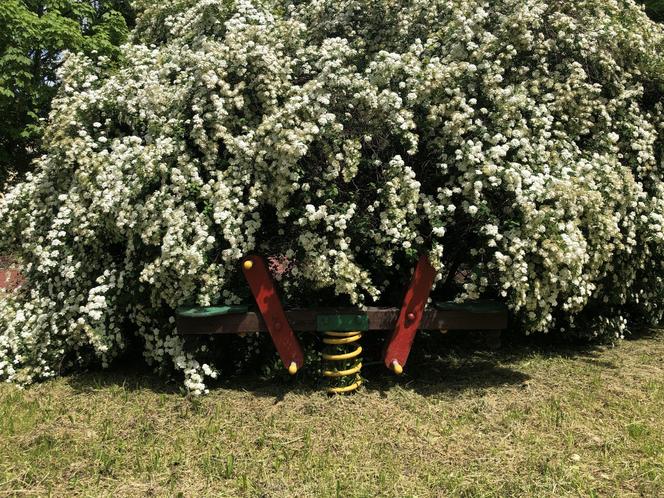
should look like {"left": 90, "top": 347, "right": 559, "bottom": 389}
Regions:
{"left": 391, "top": 360, "right": 403, "bottom": 375}
{"left": 288, "top": 362, "right": 298, "bottom": 375}
{"left": 243, "top": 260, "right": 253, "bottom": 270}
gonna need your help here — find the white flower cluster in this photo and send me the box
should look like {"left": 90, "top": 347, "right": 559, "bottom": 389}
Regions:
{"left": 1, "top": 0, "right": 663, "bottom": 390}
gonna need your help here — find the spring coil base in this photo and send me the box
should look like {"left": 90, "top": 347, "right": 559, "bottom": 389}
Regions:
{"left": 322, "top": 331, "right": 363, "bottom": 394}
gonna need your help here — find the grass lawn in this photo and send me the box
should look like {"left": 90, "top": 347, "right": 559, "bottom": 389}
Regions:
{"left": 0, "top": 331, "right": 662, "bottom": 497}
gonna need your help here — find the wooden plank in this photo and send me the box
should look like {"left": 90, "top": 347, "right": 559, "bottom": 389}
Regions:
{"left": 241, "top": 255, "right": 304, "bottom": 372}
{"left": 176, "top": 306, "right": 507, "bottom": 335}
{"left": 383, "top": 255, "right": 438, "bottom": 371}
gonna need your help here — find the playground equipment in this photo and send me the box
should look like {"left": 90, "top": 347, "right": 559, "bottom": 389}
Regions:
{"left": 176, "top": 255, "right": 508, "bottom": 393}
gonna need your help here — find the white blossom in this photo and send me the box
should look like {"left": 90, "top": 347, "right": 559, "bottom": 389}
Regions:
{"left": 0, "top": 0, "right": 663, "bottom": 391}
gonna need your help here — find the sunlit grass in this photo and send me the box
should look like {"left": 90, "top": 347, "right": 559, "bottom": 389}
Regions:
{"left": 0, "top": 331, "right": 662, "bottom": 497}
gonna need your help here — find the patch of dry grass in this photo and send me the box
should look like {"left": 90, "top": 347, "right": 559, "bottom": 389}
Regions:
{"left": 0, "top": 331, "right": 663, "bottom": 497}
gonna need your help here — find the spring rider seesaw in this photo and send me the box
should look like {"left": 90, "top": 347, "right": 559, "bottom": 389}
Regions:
{"left": 176, "top": 255, "right": 507, "bottom": 393}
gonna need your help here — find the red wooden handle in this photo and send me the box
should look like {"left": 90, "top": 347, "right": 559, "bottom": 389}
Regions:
{"left": 383, "top": 255, "right": 437, "bottom": 372}
{"left": 242, "top": 255, "right": 304, "bottom": 373}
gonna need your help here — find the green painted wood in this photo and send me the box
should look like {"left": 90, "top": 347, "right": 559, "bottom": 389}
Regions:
{"left": 176, "top": 305, "right": 249, "bottom": 318}
{"left": 433, "top": 300, "right": 507, "bottom": 314}
{"left": 317, "top": 313, "right": 369, "bottom": 332}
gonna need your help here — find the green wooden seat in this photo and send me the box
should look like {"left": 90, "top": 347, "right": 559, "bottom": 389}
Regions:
{"left": 176, "top": 305, "right": 249, "bottom": 318}
{"left": 316, "top": 314, "right": 369, "bottom": 332}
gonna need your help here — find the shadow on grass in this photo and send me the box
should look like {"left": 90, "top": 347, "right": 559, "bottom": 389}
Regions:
{"left": 65, "top": 362, "right": 183, "bottom": 395}
{"left": 64, "top": 358, "right": 532, "bottom": 401}
{"left": 61, "top": 327, "right": 649, "bottom": 400}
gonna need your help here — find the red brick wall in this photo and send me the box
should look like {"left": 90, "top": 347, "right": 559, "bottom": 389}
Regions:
{"left": 0, "top": 257, "right": 23, "bottom": 291}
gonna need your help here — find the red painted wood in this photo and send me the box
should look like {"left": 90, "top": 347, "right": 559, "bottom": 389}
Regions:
{"left": 383, "top": 255, "right": 437, "bottom": 371}
{"left": 241, "top": 255, "right": 304, "bottom": 371}
{"left": 0, "top": 268, "right": 23, "bottom": 291}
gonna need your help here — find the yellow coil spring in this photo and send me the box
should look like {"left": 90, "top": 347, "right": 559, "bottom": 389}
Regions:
{"left": 322, "top": 331, "right": 362, "bottom": 394}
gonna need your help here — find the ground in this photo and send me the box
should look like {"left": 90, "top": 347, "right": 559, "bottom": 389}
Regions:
{"left": 0, "top": 330, "right": 663, "bottom": 497}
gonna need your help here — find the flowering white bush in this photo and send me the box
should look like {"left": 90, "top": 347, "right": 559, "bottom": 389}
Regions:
{"left": 1, "top": 0, "right": 663, "bottom": 391}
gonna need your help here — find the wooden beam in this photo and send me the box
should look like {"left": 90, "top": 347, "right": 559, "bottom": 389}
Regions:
{"left": 241, "top": 255, "right": 304, "bottom": 373}
{"left": 384, "top": 255, "right": 438, "bottom": 371}
{"left": 176, "top": 306, "right": 507, "bottom": 335}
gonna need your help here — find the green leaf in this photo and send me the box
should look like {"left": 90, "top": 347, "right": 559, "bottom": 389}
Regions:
{"left": 0, "top": 0, "right": 131, "bottom": 181}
